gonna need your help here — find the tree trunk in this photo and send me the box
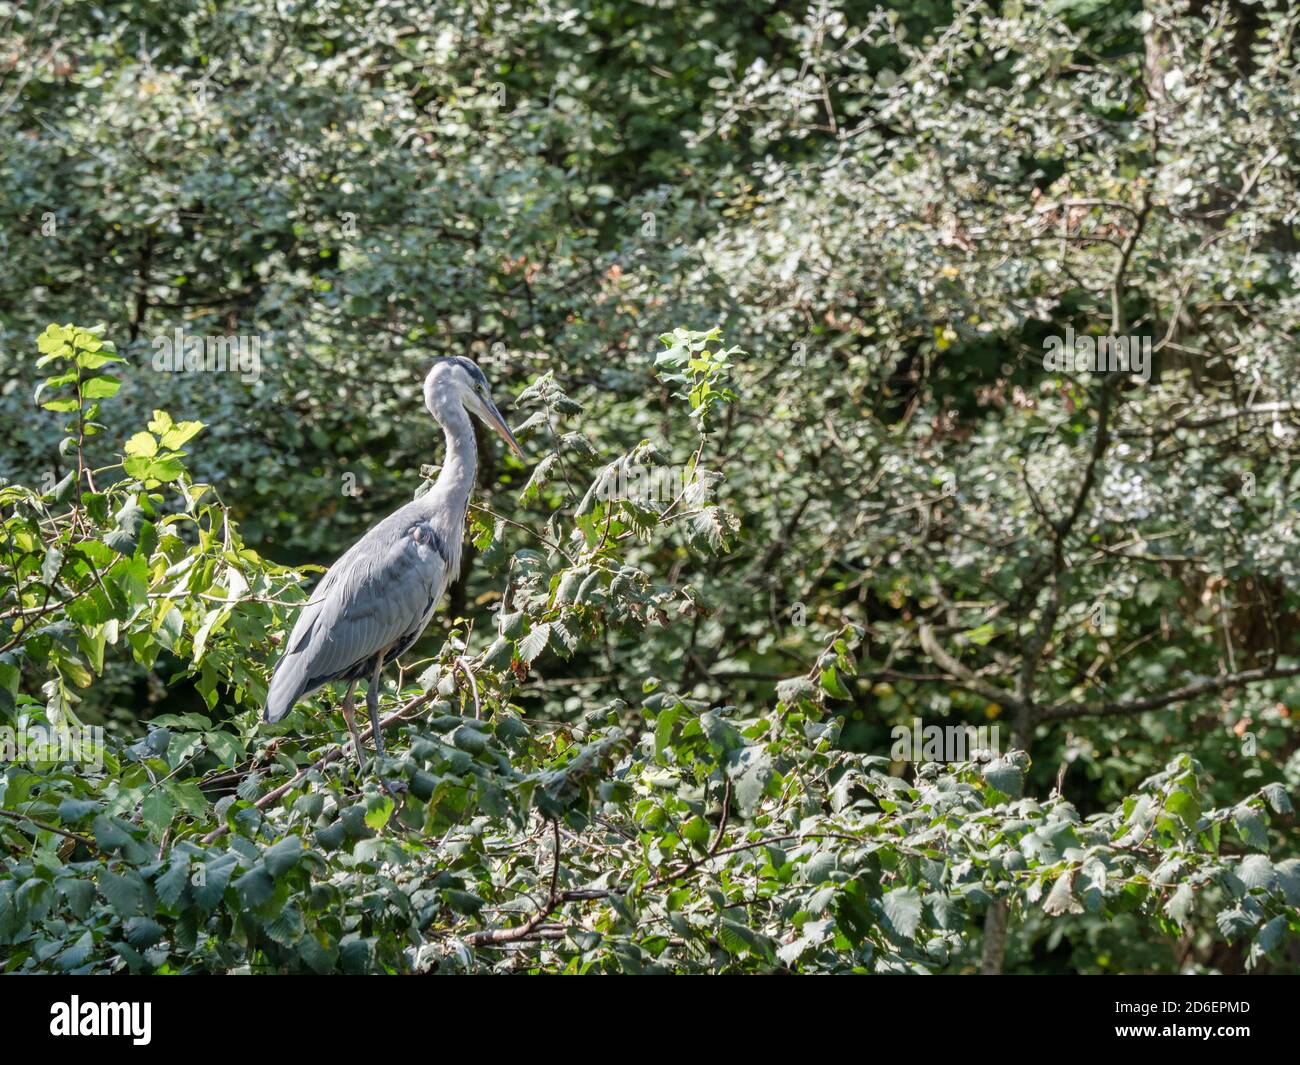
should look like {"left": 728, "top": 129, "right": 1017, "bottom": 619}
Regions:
{"left": 980, "top": 901, "right": 1009, "bottom": 974}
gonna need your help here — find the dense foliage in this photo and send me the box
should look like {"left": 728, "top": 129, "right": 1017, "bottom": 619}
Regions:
{"left": 1, "top": 0, "right": 1298, "bottom": 973}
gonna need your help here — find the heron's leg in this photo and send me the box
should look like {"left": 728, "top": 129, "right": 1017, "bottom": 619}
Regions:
{"left": 339, "top": 680, "right": 366, "bottom": 775}
{"left": 367, "top": 658, "right": 386, "bottom": 761}
{"left": 367, "top": 660, "right": 406, "bottom": 799}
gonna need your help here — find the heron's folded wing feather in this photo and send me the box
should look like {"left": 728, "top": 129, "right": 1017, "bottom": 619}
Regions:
{"left": 299, "top": 530, "right": 447, "bottom": 682}
{"left": 265, "top": 523, "right": 448, "bottom": 720}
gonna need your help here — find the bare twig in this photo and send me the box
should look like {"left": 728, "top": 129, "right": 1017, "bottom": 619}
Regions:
{"left": 1040, "top": 664, "right": 1300, "bottom": 722}
{"left": 0, "top": 807, "right": 97, "bottom": 850}
{"left": 464, "top": 819, "right": 563, "bottom": 945}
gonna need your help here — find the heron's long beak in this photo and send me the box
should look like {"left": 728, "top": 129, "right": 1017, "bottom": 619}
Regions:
{"left": 483, "top": 397, "right": 525, "bottom": 459}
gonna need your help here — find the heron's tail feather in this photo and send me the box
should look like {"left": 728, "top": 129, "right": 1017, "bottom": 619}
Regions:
{"left": 264, "top": 652, "right": 311, "bottom": 724}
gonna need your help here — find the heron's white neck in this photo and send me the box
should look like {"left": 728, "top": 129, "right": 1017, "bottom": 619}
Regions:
{"left": 421, "top": 397, "right": 478, "bottom": 581}
{"left": 433, "top": 400, "right": 478, "bottom": 503}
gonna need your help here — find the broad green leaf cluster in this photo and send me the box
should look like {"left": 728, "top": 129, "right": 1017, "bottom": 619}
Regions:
{"left": 2, "top": 324, "right": 1297, "bottom": 973}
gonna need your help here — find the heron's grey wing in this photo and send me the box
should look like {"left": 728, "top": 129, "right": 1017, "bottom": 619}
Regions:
{"left": 264, "top": 519, "right": 449, "bottom": 722}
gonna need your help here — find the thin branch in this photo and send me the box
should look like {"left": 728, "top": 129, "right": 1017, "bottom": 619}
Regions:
{"left": 918, "top": 622, "right": 1028, "bottom": 715}
{"left": 1117, "top": 401, "right": 1300, "bottom": 438}
{"left": 709, "top": 778, "right": 732, "bottom": 857}
{"left": 464, "top": 818, "right": 563, "bottom": 945}
{"left": 454, "top": 656, "right": 483, "bottom": 719}
{"left": 1040, "top": 664, "right": 1300, "bottom": 722}
{"left": 0, "top": 807, "right": 97, "bottom": 850}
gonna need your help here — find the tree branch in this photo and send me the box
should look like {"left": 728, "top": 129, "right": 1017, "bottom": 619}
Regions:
{"left": 464, "top": 818, "right": 562, "bottom": 945}
{"left": 1039, "top": 664, "right": 1300, "bottom": 722}
{"left": 917, "top": 623, "right": 1028, "bottom": 715}
{"left": 0, "top": 807, "right": 97, "bottom": 850}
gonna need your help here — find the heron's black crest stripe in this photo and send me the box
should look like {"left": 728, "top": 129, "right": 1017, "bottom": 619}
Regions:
{"left": 447, "top": 356, "right": 488, "bottom": 388}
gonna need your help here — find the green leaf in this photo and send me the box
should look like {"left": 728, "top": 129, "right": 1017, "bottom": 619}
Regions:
{"left": 340, "top": 938, "right": 373, "bottom": 974}
{"left": 364, "top": 798, "right": 394, "bottom": 832}
{"left": 517, "top": 622, "right": 551, "bottom": 664}
{"left": 450, "top": 724, "right": 488, "bottom": 755}
{"left": 58, "top": 931, "right": 95, "bottom": 970}
{"left": 162, "top": 781, "right": 208, "bottom": 817}
{"left": 155, "top": 859, "right": 191, "bottom": 907}
{"left": 881, "top": 887, "right": 923, "bottom": 939}
{"left": 1238, "top": 855, "right": 1276, "bottom": 891}
{"left": 92, "top": 814, "right": 136, "bottom": 852}
{"left": 57, "top": 798, "right": 101, "bottom": 823}
{"left": 264, "top": 835, "right": 304, "bottom": 877}
{"left": 724, "top": 744, "right": 773, "bottom": 815}
{"left": 299, "top": 934, "right": 339, "bottom": 974}
{"left": 776, "top": 676, "right": 816, "bottom": 705}
{"left": 141, "top": 790, "right": 173, "bottom": 832}
{"left": 681, "top": 815, "right": 710, "bottom": 848}
{"left": 204, "top": 730, "right": 244, "bottom": 767}
{"left": 105, "top": 497, "right": 145, "bottom": 555}
{"left": 82, "top": 375, "right": 121, "bottom": 399}
{"left": 41, "top": 546, "right": 63, "bottom": 585}
{"left": 1275, "top": 859, "right": 1300, "bottom": 905}
{"left": 124, "top": 917, "right": 165, "bottom": 949}
{"left": 77, "top": 349, "right": 125, "bottom": 369}
{"left": 233, "top": 866, "right": 275, "bottom": 907}
{"left": 98, "top": 869, "right": 145, "bottom": 917}
{"left": 1165, "top": 883, "right": 1194, "bottom": 926}
{"left": 58, "top": 878, "right": 96, "bottom": 919}
{"left": 160, "top": 420, "right": 204, "bottom": 449}
{"left": 818, "top": 666, "right": 850, "bottom": 700}
{"left": 443, "top": 889, "right": 485, "bottom": 914}
{"left": 1260, "top": 783, "right": 1292, "bottom": 814}
{"left": 1233, "top": 805, "right": 1268, "bottom": 850}
{"left": 1256, "top": 915, "right": 1285, "bottom": 954}
{"left": 265, "top": 904, "right": 306, "bottom": 947}
{"left": 1216, "top": 902, "right": 1262, "bottom": 940}
{"left": 1042, "top": 870, "right": 1083, "bottom": 915}
{"left": 653, "top": 704, "right": 681, "bottom": 761}
{"left": 194, "top": 854, "right": 239, "bottom": 912}
{"left": 982, "top": 756, "right": 1024, "bottom": 799}
{"left": 124, "top": 432, "right": 158, "bottom": 458}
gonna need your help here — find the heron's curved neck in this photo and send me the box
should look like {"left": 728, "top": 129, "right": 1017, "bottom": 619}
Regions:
{"left": 428, "top": 399, "right": 477, "bottom": 518}
{"left": 416, "top": 390, "right": 478, "bottom": 584}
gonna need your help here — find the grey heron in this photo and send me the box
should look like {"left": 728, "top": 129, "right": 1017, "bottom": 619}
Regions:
{"left": 263, "top": 357, "right": 524, "bottom": 780}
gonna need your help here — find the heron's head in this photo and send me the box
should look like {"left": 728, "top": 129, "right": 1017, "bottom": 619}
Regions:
{"left": 423, "top": 357, "right": 525, "bottom": 458}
